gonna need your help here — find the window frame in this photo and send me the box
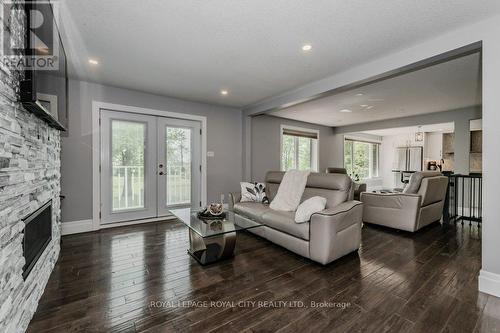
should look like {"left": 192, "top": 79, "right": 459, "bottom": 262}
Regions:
{"left": 280, "top": 125, "right": 319, "bottom": 172}
{"left": 343, "top": 137, "right": 380, "bottom": 180}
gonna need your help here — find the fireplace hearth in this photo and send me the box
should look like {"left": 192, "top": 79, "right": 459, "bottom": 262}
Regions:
{"left": 22, "top": 201, "right": 53, "bottom": 280}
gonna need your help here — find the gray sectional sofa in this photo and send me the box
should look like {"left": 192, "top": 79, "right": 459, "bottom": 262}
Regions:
{"left": 229, "top": 171, "right": 363, "bottom": 265}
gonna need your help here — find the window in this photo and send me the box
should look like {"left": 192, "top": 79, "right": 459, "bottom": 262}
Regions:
{"left": 344, "top": 139, "right": 379, "bottom": 180}
{"left": 281, "top": 126, "right": 319, "bottom": 172}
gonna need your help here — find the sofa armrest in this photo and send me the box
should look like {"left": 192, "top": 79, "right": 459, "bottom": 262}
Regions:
{"left": 311, "top": 201, "right": 363, "bottom": 232}
{"left": 360, "top": 192, "right": 421, "bottom": 210}
{"left": 359, "top": 192, "right": 421, "bottom": 232}
{"left": 228, "top": 192, "right": 241, "bottom": 210}
{"left": 353, "top": 183, "right": 367, "bottom": 200}
{"left": 309, "top": 201, "right": 363, "bottom": 265}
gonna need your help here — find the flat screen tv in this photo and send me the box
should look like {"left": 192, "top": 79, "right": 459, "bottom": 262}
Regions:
{"left": 19, "top": 0, "right": 67, "bottom": 131}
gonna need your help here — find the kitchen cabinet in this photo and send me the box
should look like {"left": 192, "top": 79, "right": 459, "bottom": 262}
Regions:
{"left": 470, "top": 130, "right": 482, "bottom": 173}
{"left": 424, "top": 132, "right": 443, "bottom": 160}
{"left": 442, "top": 133, "right": 455, "bottom": 172}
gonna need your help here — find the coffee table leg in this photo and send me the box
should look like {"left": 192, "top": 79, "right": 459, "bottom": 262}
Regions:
{"left": 188, "top": 230, "right": 237, "bottom": 265}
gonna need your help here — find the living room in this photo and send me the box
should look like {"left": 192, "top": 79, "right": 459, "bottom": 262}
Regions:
{"left": 1, "top": 1, "right": 500, "bottom": 332}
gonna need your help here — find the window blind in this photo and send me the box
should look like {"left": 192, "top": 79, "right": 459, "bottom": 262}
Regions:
{"left": 344, "top": 138, "right": 381, "bottom": 145}
{"left": 282, "top": 128, "right": 318, "bottom": 139}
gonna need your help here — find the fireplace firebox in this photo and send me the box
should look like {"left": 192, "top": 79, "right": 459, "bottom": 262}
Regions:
{"left": 22, "top": 200, "right": 52, "bottom": 279}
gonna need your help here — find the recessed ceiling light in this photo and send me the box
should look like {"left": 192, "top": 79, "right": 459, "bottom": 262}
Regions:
{"left": 302, "top": 44, "right": 312, "bottom": 51}
{"left": 356, "top": 93, "right": 364, "bottom": 96}
{"left": 340, "top": 109, "right": 352, "bottom": 113}
{"left": 360, "top": 104, "right": 368, "bottom": 108}
{"left": 220, "top": 90, "right": 228, "bottom": 96}
{"left": 88, "top": 59, "right": 99, "bottom": 65}
{"left": 366, "top": 106, "right": 374, "bottom": 110}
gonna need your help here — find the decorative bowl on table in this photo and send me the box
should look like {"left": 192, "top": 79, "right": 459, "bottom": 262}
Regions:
{"left": 197, "top": 203, "right": 226, "bottom": 220}
{"left": 209, "top": 203, "right": 224, "bottom": 215}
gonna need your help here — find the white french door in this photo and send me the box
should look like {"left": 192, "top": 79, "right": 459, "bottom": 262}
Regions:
{"left": 100, "top": 109, "right": 201, "bottom": 224}
{"left": 157, "top": 117, "right": 201, "bottom": 216}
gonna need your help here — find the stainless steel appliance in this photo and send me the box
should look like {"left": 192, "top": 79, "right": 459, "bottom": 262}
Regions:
{"left": 394, "top": 146, "right": 423, "bottom": 172}
{"left": 392, "top": 146, "right": 423, "bottom": 188}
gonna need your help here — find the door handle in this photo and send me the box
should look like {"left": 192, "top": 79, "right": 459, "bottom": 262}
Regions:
{"left": 159, "top": 171, "right": 164, "bottom": 175}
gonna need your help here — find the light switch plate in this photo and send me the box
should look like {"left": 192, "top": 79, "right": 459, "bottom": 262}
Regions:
{"left": 207, "top": 151, "right": 215, "bottom": 157}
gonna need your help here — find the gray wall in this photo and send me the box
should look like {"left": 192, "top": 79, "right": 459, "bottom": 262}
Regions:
{"left": 250, "top": 115, "right": 338, "bottom": 182}
{"left": 61, "top": 80, "right": 242, "bottom": 222}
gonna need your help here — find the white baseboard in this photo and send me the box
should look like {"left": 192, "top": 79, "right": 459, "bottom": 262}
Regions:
{"left": 479, "top": 270, "right": 500, "bottom": 298}
{"left": 99, "top": 216, "right": 176, "bottom": 229}
{"left": 61, "top": 219, "right": 94, "bottom": 235}
{"left": 62, "top": 216, "right": 178, "bottom": 235}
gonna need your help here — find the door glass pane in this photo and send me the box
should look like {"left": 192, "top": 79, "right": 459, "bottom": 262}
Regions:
{"left": 166, "top": 127, "right": 191, "bottom": 206}
{"left": 111, "top": 120, "right": 145, "bottom": 211}
{"left": 281, "top": 134, "right": 296, "bottom": 171}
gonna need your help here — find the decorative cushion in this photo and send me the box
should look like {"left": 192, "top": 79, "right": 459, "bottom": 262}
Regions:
{"left": 294, "top": 196, "right": 327, "bottom": 223}
{"left": 240, "top": 182, "right": 270, "bottom": 204}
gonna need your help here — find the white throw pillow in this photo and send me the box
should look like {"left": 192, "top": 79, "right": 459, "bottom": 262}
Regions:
{"left": 240, "top": 182, "right": 270, "bottom": 204}
{"left": 295, "top": 196, "right": 327, "bottom": 223}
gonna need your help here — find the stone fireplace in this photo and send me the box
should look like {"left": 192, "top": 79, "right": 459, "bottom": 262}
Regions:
{"left": 0, "top": 4, "right": 61, "bottom": 332}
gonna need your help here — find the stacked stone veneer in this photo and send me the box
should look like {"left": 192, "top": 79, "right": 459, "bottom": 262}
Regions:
{"left": 0, "top": 3, "right": 61, "bottom": 332}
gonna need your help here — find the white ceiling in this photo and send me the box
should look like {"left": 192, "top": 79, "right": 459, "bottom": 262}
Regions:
{"left": 59, "top": 1, "right": 499, "bottom": 108}
{"left": 270, "top": 53, "right": 481, "bottom": 126}
{"left": 362, "top": 122, "right": 455, "bottom": 137}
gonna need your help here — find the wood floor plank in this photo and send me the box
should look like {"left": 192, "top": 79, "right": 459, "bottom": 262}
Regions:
{"left": 473, "top": 295, "right": 500, "bottom": 333}
{"left": 25, "top": 220, "right": 497, "bottom": 333}
{"left": 409, "top": 294, "right": 459, "bottom": 333}
{"left": 374, "top": 313, "right": 415, "bottom": 333}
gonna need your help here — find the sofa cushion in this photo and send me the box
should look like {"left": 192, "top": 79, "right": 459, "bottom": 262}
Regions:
{"left": 301, "top": 188, "right": 349, "bottom": 209}
{"left": 266, "top": 171, "right": 352, "bottom": 208}
{"left": 233, "top": 202, "right": 271, "bottom": 223}
{"left": 403, "top": 171, "right": 442, "bottom": 194}
{"left": 266, "top": 171, "right": 352, "bottom": 191}
{"left": 418, "top": 176, "right": 448, "bottom": 206}
{"left": 261, "top": 210, "right": 310, "bottom": 240}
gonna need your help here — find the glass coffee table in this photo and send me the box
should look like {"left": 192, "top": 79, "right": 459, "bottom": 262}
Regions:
{"left": 170, "top": 208, "right": 262, "bottom": 265}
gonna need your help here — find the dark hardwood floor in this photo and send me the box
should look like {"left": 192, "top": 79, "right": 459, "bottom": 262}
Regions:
{"left": 27, "top": 220, "right": 499, "bottom": 333}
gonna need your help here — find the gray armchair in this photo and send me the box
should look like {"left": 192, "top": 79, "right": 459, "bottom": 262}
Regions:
{"left": 326, "top": 167, "right": 366, "bottom": 200}
{"left": 360, "top": 171, "right": 448, "bottom": 232}
{"left": 325, "top": 167, "right": 348, "bottom": 174}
